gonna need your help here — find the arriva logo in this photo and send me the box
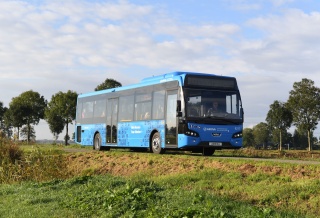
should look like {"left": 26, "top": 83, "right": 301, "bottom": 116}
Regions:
{"left": 203, "top": 127, "right": 216, "bottom": 131}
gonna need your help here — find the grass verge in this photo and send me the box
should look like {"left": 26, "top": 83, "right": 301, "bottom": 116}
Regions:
{"left": 1, "top": 140, "right": 320, "bottom": 217}
{"left": 0, "top": 174, "right": 307, "bottom": 218}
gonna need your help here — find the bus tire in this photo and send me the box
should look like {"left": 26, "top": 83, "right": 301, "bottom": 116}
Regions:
{"left": 94, "top": 133, "right": 101, "bottom": 151}
{"left": 151, "top": 132, "right": 164, "bottom": 154}
{"left": 203, "top": 148, "right": 215, "bottom": 156}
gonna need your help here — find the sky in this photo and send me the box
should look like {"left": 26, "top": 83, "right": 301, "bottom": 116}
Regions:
{"left": 1, "top": 0, "right": 320, "bottom": 140}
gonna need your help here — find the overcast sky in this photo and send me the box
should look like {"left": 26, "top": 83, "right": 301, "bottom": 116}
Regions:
{"left": 1, "top": 0, "right": 320, "bottom": 140}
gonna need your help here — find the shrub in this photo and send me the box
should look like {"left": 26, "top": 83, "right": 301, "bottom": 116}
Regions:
{"left": 0, "top": 137, "right": 23, "bottom": 164}
{"left": 0, "top": 138, "right": 68, "bottom": 184}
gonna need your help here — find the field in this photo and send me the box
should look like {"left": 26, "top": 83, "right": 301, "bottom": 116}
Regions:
{"left": 1, "top": 142, "right": 320, "bottom": 217}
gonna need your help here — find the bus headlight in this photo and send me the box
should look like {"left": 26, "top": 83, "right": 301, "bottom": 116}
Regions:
{"left": 185, "top": 130, "right": 199, "bottom": 137}
{"left": 232, "top": 132, "right": 242, "bottom": 138}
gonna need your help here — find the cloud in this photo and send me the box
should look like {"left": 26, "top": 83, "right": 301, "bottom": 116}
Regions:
{"left": 1, "top": 0, "right": 320, "bottom": 139}
{"left": 224, "top": 0, "right": 295, "bottom": 11}
{"left": 270, "top": 0, "right": 295, "bottom": 7}
{"left": 0, "top": 0, "right": 244, "bottom": 81}
{"left": 241, "top": 9, "right": 320, "bottom": 76}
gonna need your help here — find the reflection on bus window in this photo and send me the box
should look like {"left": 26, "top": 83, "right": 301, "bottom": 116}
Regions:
{"left": 94, "top": 99, "right": 106, "bottom": 118}
{"left": 187, "top": 96, "right": 201, "bottom": 117}
{"left": 82, "top": 102, "right": 93, "bottom": 118}
{"left": 185, "top": 89, "right": 242, "bottom": 119}
{"left": 135, "top": 93, "right": 152, "bottom": 121}
{"left": 119, "top": 95, "right": 134, "bottom": 121}
{"left": 152, "top": 90, "right": 165, "bottom": 119}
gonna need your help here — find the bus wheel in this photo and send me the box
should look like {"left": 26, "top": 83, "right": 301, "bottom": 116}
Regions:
{"left": 94, "top": 133, "right": 101, "bottom": 151}
{"left": 151, "top": 132, "right": 164, "bottom": 154}
{"left": 203, "top": 148, "right": 215, "bottom": 156}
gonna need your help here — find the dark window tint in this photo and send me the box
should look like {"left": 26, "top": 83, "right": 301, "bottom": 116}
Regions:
{"left": 119, "top": 95, "right": 134, "bottom": 121}
{"left": 152, "top": 90, "right": 165, "bottom": 119}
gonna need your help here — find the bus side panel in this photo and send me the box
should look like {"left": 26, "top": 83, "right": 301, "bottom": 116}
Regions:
{"left": 79, "top": 123, "right": 106, "bottom": 146}
{"left": 118, "top": 120, "right": 165, "bottom": 148}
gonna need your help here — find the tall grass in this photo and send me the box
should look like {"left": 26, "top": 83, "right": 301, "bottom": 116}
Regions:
{"left": 0, "top": 137, "right": 68, "bottom": 184}
{"left": 0, "top": 137, "right": 23, "bottom": 163}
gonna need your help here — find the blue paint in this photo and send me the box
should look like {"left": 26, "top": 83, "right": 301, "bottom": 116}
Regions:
{"left": 118, "top": 120, "right": 165, "bottom": 148}
{"left": 178, "top": 123, "right": 243, "bottom": 148}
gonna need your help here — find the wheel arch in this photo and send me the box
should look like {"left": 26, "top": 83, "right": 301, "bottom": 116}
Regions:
{"left": 149, "top": 129, "right": 161, "bottom": 150}
{"left": 93, "top": 131, "right": 101, "bottom": 149}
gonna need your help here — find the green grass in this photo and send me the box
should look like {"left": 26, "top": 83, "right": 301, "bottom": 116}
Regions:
{"left": 215, "top": 147, "right": 320, "bottom": 161}
{"left": 0, "top": 174, "right": 307, "bottom": 218}
{"left": 1, "top": 141, "right": 320, "bottom": 217}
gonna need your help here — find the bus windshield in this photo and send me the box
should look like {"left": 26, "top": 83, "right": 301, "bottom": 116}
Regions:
{"left": 185, "top": 88, "right": 243, "bottom": 122}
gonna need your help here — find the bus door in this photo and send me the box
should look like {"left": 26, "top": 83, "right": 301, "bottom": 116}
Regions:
{"left": 165, "top": 90, "right": 178, "bottom": 147}
{"left": 106, "top": 98, "right": 118, "bottom": 144}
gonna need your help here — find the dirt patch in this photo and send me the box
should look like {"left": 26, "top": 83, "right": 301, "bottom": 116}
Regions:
{"left": 65, "top": 151, "right": 320, "bottom": 180}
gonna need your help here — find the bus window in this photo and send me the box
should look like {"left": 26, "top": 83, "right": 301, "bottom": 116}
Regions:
{"left": 152, "top": 90, "right": 165, "bottom": 119}
{"left": 82, "top": 102, "right": 93, "bottom": 119}
{"left": 107, "top": 98, "right": 118, "bottom": 143}
{"left": 226, "top": 94, "right": 238, "bottom": 114}
{"left": 94, "top": 99, "right": 106, "bottom": 118}
{"left": 166, "top": 90, "right": 178, "bottom": 145}
{"left": 76, "top": 102, "right": 83, "bottom": 122}
{"left": 135, "top": 101, "right": 152, "bottom": 120}
{"left": 135, "top": 93, "right": 152, "bottom": 121}
{"left": 187, "top": 96, "right": 201, "bottom": 117}
{"left": 119, "top": 95, "right": 134, "bottom": 121}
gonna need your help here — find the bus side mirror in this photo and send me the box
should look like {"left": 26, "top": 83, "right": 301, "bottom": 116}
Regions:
{"left": 177, "top": 100, "right": 181, "bottom": 112}
{"left": 176, "top": 100, "right": 182, "bottom": 117}
{"left": 240, "top": 108, "right": 244, "bottom": 121}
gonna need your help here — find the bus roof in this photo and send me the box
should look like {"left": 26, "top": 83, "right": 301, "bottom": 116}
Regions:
{"left": 78, "top": 71, "right": 235, "bottom": 98}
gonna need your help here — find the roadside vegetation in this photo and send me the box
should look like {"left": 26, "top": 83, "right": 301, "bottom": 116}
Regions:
{"left": 1, "top": 138, "right": 320, "bottom": 217}
{"left": 0, "top": 138, "right": 67, "bottom": 184}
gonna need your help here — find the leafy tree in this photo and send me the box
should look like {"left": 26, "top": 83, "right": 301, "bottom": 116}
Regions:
{"left": 5, "top": 102, "right": 23, "bottom": 138}
{"left": 20, "top": 125, "right": 36, "bottom": 142}
{"left": 45, "top": 110, "right": 65, "bottom": 143}
{"left": 266, "top": 100, "right": 293, "bottom": 151}
{"left": 243, "top": 128, "right": 254, "bottom": 147}
{"left": 283, "top": 132, "right": 293, "bottom": 150}
{"left": 287, "top": 78, "right": 320, "bottom": 151}
{"left": 9, "top": 90, "right": 47, "bottom": 143}
{"left": 3, "top": 110, "right": 13, "bottom": 138}
{"left": 0, "top": 102, "right": 7, "bottom": 131}
{"left": 45, "top": 90, "right": 78, "bottom": 145}
{"left": 271, "top": 129, "right": 293, "bottom": 150}
{"left": 293, "top": 129, "right": 308, "bottom": 149}
{"left": 95, "top": 78, "right": 122, "bottom": 91}
{"left": 253, "top": 122, "right": 269, "bottom": 149}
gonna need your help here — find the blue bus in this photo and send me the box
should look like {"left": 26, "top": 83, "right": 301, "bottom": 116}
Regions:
{"left": 75, "top": 72, "right": 243, "bottom": 156}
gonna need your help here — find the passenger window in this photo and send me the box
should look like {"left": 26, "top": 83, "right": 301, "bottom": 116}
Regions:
{"left": 119, "top": 95, "right": 134, "bottom": 121}
{"left": 152, "top": 90, "right": 165, "bottom": 119}
{"left": 135, "top": 93, "right": 152, "bottom": 121}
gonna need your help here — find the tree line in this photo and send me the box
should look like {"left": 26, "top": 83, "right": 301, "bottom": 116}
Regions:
{"left": 2, "top": 76, "right": 318, "bottom": 150}
{"left": 0, "top": 78, "right": 121, "bottom": 145}
{"left": 243, "top": 78, "right": 320, "bottom": 151}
